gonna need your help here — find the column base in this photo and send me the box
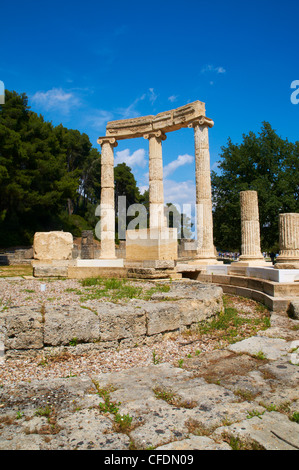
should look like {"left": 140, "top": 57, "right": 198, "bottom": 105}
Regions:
{"left": 233, "top": 259, "right": 269, "bottom": 267}
{"left": 275, "top": 260, "right": 299, "bottom": 269}
{"left": 187, "top": 258, "right": 223, "bottom": 266}
{"left": 125, "top": 228, "right": 178, "bottom": 261}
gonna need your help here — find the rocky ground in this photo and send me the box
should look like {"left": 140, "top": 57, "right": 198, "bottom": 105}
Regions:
{"left": 0, "top": 273, "right": 298, "bottom": 450}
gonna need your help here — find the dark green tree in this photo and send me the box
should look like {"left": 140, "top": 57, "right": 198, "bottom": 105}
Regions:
{"left": 211, "top": 122, "right": 299, "bottom": 252}
{"left": 0, "top": 90, "right": 101, "bottom": 246}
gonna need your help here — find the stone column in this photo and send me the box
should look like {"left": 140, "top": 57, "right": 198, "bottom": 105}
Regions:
{"left": 238, "top": 190, "right": 265, "bottom": 265}
{"left": 192, "top": 118, "right": 217, "bottom": 263}
{"left": 144, "top": 130, "right": 167, "bottom": 229}
{"left": 98, "top": 137, "right": 118, "bottom": 259}
{"left": 276, "top": 213, "right": 299, "bottom": 269}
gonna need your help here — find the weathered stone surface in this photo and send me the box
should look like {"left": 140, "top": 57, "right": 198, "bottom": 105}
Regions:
{"left": 213, "top": 411, "right": 299, "bottom": 450}
{"left": 227, "top": 336, "right": 292, "bottom": 360}
{"left": 3, "top": 307, "right": 44, "bottom": 350}
{"left": 1, "top": 282, "right": 223, "bottom": 356}
{"left": 33, "top": 231, "right": 73, "bottom": 261}
{"left": 44, "top": 306, "right": 100, "bottom": 346}
{"left": 33, "top": 265, "right": 69, "bottom": 277}
{"left": 288, "top": 301, "right": 299, "bottom": 320}
{"left": 193, "top": 121, "right": 217, "bottom": 262}
{"left": 238, "top": 191, "right": 265, "bottom": 263}
{"left": 96, "top": 302, "right": 147, "bottom": 343}
{"left": 126, "top": 228, "right": 178, "bottom": 262}
{"left": 276, "top": 213, "right": 299, "bottom": 269}
{"left": 47, "top": 409, "right": 130, "bottom": 450}
{"left": 0, "top": 343, "right": 298, "bottom": 450}
{"left": 103, "top": 101, "right": 207, "bottom": 140}
{"left": 156, "top": 435, "right": 231, "bottom": 450}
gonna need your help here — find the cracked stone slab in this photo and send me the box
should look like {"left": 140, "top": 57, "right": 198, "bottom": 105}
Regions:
{"left": 45, "top": 409, "right": 130, "bottom": 450}
{"left": 227, "top": 336, "right": 292, "bottom": 360}
{"left": 213, "top": 411, "right": 299, "bottom": 450}
{"left": 128, "top": 401, "right": 192, "bottom": 449}
{"left": 156, "top": 435, "right": 232, "bottom": 450}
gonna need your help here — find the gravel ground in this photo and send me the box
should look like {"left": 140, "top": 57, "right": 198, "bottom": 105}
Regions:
{"left": 0, "top": 277, "right": 269, "bottom": 386}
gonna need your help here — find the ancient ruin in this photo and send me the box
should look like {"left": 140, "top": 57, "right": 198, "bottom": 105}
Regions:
{"left": 236, "top": 191, "right": 268, "bottom": 266}
{"left": 276, "top": 213, "right": 299, "bottom": 269}
{"left": 26, "top": 100, "right": 299, "bottom": 313}
{"left": 97, "top": 101, "right": 218, "bottom": 265}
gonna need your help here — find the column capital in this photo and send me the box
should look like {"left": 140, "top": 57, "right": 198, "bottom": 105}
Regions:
{"left": 143, "top": 130, "right": 167, "bottom": 141}
{"left": 97, "top": 136, "right": 118, "bottom": 147}
{"left": 188, "top": 116, "right": 214, "bottom": 129}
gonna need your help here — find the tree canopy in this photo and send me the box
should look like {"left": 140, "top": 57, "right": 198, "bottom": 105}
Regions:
{"left": 211, "top": 122, "right": 299, "bottom": 252}
{"left": 0, "top": 90, "right": 141, "bottom": 247}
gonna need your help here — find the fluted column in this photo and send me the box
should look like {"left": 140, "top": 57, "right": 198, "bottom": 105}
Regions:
{"left": 98, "top": 137, "right": 118, "bottom": 259}
{"left": 239, "top": 191, "right": 265, "bottom": 263}
{"left": 192, "top": 117, "right": 217, "bottom": 261}
{"left": 144, "top": 130, "right": 167, "bottom": 229}
{"left": 276, "top": 213, "right": 299, "bottom": 269}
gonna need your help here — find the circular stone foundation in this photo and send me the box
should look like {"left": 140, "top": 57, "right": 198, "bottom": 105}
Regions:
{"left": 1, "top": 281, "right": 223, "bottom": 359}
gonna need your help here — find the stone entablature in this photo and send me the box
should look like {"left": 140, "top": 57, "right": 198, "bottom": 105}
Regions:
{"left": 104, "top": 101, "right": 209, "bottom": 140}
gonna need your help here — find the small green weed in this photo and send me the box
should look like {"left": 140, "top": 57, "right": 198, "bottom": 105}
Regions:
{"left": 16, "top": 411, "right": 24, "bottom": 420}
{"left": 247, "top": 410, "right": 264, "bottom": 419}
{"left": 253, "top": 351, "right": 267, "bottom": 360}
{"left": 69, "top": 337, "right": 78, "bottom": 347}
{"left": 178, "top": 359, "right": 184, "bottom": 368}
{"left": 35, "top": 406, "right": 52, "bottom": 418}
{"left": 114, "top": 413, "right": 133, "bottom": 432}
{"left": 152, "top": 350, "right": 161, "bottom": 365}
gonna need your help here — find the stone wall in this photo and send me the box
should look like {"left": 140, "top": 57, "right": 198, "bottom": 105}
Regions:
{"left": 0, "top": 247, "right": 33, "bottom": 266}
{"left": 0, "top": 283, "right": 223, "bottom": 359}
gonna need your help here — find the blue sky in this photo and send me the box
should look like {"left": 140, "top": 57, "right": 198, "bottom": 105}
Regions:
{"left": 1, "top": 0, "right": 299, "bottom": 207}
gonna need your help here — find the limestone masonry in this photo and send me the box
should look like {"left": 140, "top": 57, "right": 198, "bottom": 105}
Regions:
{"left": 98, "top": 101, "right": 216, "bottom": 264}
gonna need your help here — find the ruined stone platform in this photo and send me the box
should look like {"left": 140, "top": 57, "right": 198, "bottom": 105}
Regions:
{"left": 177, "top": 263, "right": 299, "bottom": 313}
{"left": 0, "top": 282, "right": 223, "bottom": 360}
{"left": 0, "top": 314, "right": 298, "bottom": 450}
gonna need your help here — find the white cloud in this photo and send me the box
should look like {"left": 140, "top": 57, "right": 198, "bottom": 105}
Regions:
{"left": 149, "top": 87, "right": 158, "bottom": 104}
{"left": 201, "top": 64, "right": 226, "bottom": 74}
{"left": 85, "top": 109, "right": 114, "bottom": 130}
{"left": 168, "top": 95, "right": 178, "bottom": 103}
{"left": 31, "top": 87, "right": 81, "bottom": 114}
{"left": 115, "top": 148, "right": 147, "bottom": 169}
{"left": 211, "top": 161, "right": 220, "bottom": 171}
{"left": 163, "top": 154, "right": 194, "bottom": 178}
{"left": 117, "top": 94, "right": 146, "bottom": 119}
{"left": 139, "top": 185, "right": 149, "bottom": 194}
{"left": 164, "top": 179, "right": 196, "bottom": 207}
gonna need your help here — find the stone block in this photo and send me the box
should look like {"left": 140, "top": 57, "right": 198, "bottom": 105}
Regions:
{"left": 126, "top": 228, "right": 178, "bottom": 261}
{"left": 67, "top": 266, "right": 127, "bottom": 279}
{"left": 33, "top": 231, "right": 73, "bottom": 261}
{"left": 33, "top": 265, "right": 69, "bottom": 277}
{"left": 96, "top": 303, "right": 147, "bottom": 343}
{"left": 44, "top": 306, "right": 100, "bottom": 346}
{"left": 143, "top": 260, "right": 175, "bottom": 269}
{"left": 288, "top": 301, "right": 299, "bottom": 320}
{"left": 4, "top": 307, "right": 44, "bottom": 350}
{"left": 144, "top": 302, "right": 181, "bottom": 336}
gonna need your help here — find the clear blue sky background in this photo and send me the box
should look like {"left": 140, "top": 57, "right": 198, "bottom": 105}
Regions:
{"left": 1, "top": 0, "right": 298, "bottom": 207}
